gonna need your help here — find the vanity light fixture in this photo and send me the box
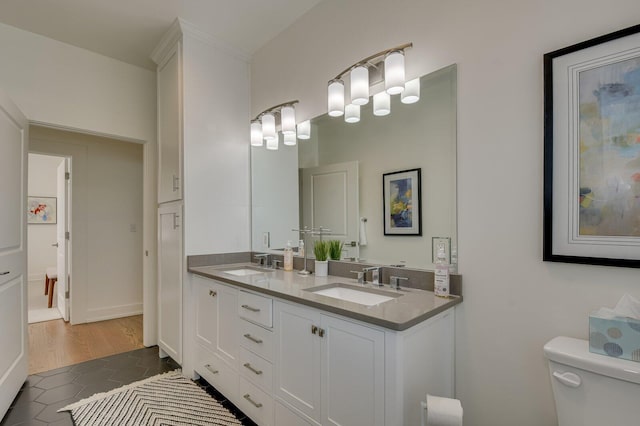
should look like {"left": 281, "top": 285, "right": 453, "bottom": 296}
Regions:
{"left": 345, "top": 104, "right": 360, "bottom": 123}
{"left": 401, "top": 78, "right": 420, "bottom": 104}
{"left": 373, "top": 92, "right": 390, "bottom": 116}
{"left": 327, "top": 42, "right": 413, "bottom": 119}
{"left": 251, "top": 100, "right": 310, "bottom": 149}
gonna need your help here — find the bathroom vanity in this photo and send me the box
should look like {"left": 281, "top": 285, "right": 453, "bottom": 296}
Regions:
{"left": 188, "top": 263, "right": 461, "bottom": 426}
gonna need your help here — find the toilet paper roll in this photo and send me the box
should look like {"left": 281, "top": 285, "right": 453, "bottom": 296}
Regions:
{"left": 426, "top": 394, "right": 463, "bottom": 426}
{"left": 359, "top": 217, "right": 367, "bottom": 247}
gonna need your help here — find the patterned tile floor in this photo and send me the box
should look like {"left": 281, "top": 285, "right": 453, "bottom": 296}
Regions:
{"left": 1, "top": 346, "right": 257, "bottom": 426}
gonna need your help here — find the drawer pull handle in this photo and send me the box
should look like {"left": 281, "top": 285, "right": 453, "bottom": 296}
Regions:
{"left": 209, "top": 290, "right": 217, "bottom": 297}
{"left": 204, "top": 364, "right": 219, "bottom": 374}
{"left": 243, "top": 334, "right": 263, "bottom": 344}
{"left": 243, "top": 363, "right": 263, "bottom": 375}
{"left": 0, "top": 271, "right": 9, "bottom": 276}
{"left": 243, "top": 394, "right": 263, "bottom": 408}
{"left": 241, "top": 304, "right": 261, "bottom": 313}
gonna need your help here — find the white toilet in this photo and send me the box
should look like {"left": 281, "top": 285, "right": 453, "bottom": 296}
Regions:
{"left": 544, "top": 336, "right": 640, "bottom": 425}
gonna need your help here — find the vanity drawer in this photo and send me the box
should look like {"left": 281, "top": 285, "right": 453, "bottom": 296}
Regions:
{"left": 238, "top": 346, "right": 273, "bottom": 392}
{"left": 238, "top": 376, "right": 274, "bottom": 426}
{"left": 239, "top": 318, "right": 274, "bottom": 362}
{"left": 195, "top": 344, "right": 238, "bottom": 401}
{"left": 238, "top": 291, "right": 273, "bottom": 328}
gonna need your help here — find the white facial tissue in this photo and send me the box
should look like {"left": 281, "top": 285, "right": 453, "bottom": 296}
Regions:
{"left": 594, "top": 294, "right": 640, "bottom": 320}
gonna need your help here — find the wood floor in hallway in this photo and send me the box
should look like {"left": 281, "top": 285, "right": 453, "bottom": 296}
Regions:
{"left": 28, "top": 315, "right": 144, "bottom": 374}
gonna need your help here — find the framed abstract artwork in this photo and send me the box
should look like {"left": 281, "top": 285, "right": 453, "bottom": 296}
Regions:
{"left": 27, "top": 196, "right": 57, "bottom": 224}
{"left": 544, "top": 24, "right": 640, "bottom": 268}
{"left": 383, "top": 168, "right": 421, "bottom": 236}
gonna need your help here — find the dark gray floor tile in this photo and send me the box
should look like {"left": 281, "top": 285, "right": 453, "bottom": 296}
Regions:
{"left": 15, "top": 419, "right": 47, "bottom": 426}
{"left": 0, "top": 400, "right": 45, "bottom": 425}
{"left": 34, "top": 366, "right": 72, "bottom": 378}
{"left": 73, "top": 380, "right": 122, "bottom": 400}
{"left": 109, "top": 365, "right": 148, "bottom": 383}
{"left": 21, "top": 376, "right": 43, "bottom": 388}
{"left": 72, "top": 367, "right": 115, "bottom": 385}
{"left": 36, "top": 372, "right": 80, "bottom": 390}
{"left": 10, "top": 387, "right": 44, "bottom": 406}
{"left": 69, "top": 358, "right": 108, "bottom": 373}
{"left": 48, "top": 417, "right": 74, "bottom": 426}
{"left": 35, "top": 397, "right": 76, "bottom": 423}
{"left": 34, "top": 383, "right": 84, "bottom": 405}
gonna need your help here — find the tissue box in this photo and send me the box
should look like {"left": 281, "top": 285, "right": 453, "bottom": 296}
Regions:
{"left": 589, "top": 313, "right": 640, "bottom": 362}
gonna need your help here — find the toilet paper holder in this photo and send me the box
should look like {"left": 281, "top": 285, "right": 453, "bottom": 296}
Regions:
{"left": 420, "top": 394, "right": 463, "bottom": 426}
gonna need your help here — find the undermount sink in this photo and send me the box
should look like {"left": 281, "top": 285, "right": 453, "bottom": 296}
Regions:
{"left": 219, "top": 266, "right": 273, "bottom": 276}
{"left": 305, "top": 283, "right": 401, "bottom": 306}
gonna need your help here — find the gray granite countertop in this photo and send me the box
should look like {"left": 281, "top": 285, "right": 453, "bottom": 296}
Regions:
{"left": 188, "top": 263, "right": 462, "bottom": 331}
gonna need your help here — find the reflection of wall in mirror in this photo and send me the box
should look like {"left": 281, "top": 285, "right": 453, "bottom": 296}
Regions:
{"left": 301, "top": 67, "right": 456, "bottom": 269}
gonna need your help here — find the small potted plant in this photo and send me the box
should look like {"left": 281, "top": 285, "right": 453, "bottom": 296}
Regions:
{"left": 313, "top": 240, "right": 329, "bottom": 277}
{"left": 328, "top": 240, "right": 343, "bottom": 261}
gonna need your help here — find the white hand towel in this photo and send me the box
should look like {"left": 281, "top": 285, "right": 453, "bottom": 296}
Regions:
{"left": 426, "top": 394, "right": 463, "bottom": 426}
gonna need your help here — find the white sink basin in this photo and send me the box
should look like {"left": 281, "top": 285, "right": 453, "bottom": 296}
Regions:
{"left": 307, "top": 284, "right": 400, "bottom": 306}
{"left": 220, "top": 266, "right": 272, "bottom": 276}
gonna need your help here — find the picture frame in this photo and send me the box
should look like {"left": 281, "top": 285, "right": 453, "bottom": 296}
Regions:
{"left": 383, "top": 168, "right": 422, "bottom": 236}
{"left": 543, "top": 24, "right": 640, "bottom": 268}
{"left": 27, "top": 196, "right": 57, "bottom": 224}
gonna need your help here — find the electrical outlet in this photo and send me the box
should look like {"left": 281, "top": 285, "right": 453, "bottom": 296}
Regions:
{"left": 262, "top": 232, "right": 270, "bottom": 248}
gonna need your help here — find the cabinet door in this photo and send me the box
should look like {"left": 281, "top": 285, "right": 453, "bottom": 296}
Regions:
{"left": 274, "top": 301, "right": 321, "bottom": 424}
{"left": 157, "top": 41, "right": 182, "bottom": 203}
{"left": 194, "top": 276, "right": 217, "bottom": 352}
{"left": 216, "top": 283, "right": 239, "bottom": 366}
{"left": 321, "top": 315, "right": 385, "bottom": 426}
{"left": 158, "top": 202, "right": 182, "bottom": 364}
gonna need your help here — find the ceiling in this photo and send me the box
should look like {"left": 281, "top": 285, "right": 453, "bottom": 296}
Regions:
{"left": 0, "top": 0, "right": 322, "bottom": 70}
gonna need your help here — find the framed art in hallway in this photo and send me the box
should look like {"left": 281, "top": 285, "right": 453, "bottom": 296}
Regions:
{"left": 27, "top": 196, "right": 57, "bottom": 224}
{"left": 544, "top": 24, "right": 640, "bottom": 268}
{"left": 383, "top": 168, "right": 422, "bottom": 236}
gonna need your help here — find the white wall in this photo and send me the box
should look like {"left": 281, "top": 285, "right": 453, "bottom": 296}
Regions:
{"left": 182, "top": 31, "right": 251, "bottom": 255}
{"left": 251, "top": 1, "right": 640, "bottom": 425}
{"left": 27, "top": 153, "right": 64, "bottom": 282}
{"left": 31, "top": 126, "right": 144, "bottom": 324}
{"left": 0, "top": 22, "right": 155, "bottom": 143}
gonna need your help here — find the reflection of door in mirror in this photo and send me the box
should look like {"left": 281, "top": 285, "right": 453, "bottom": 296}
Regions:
{"left": 301, "top": 161, "right": 359, "bottom": 260}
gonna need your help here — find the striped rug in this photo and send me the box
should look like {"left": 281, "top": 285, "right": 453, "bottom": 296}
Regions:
{"left": 59, "top": 370, "right": 242, "bottom": 425}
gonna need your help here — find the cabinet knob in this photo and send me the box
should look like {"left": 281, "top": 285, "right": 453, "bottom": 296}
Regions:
{"left": 209, "top": 290, "right": 217, "bottom": 297}
{"left": 311, "top": 325, "right": 318, "bottom": 335}
{"left": 318, "top": 328, "right": 325, "bottom": 338}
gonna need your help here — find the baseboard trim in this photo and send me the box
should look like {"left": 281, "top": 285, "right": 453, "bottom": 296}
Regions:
{"left": 85, "top": 303, "right": 143, "bottom": 323}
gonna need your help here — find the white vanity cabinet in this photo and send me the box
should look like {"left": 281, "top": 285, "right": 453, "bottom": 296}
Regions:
{"left": 274, "top": 301, "right": 385, "bottom": 426}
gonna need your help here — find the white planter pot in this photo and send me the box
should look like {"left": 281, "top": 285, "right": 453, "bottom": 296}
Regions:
{"left": 315, "top": 260, "right": 328, "bottom": 277}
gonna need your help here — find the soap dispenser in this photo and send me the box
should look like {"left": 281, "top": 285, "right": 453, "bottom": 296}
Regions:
{"left": 284, "top": 240, "right": 293, "bottom": 271}
{"left": 434, "top": 245, "right": 450, "bottom": 297}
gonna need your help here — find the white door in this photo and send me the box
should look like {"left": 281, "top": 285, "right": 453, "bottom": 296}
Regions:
{"left": 56, "top": 159, "right": 70, "bottom": 321}
{"left": 301, "top": 161, "right": 359, "bottom": 259}
{"left": 158, "top": 201, "right": 182, "bottom": 364}
{"left": 0, "top": 90, "right": 28, "bottom": 419}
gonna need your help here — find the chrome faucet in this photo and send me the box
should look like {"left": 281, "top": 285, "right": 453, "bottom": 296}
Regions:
{"left": 362, "top": 266, "right": 382, "bottom": 286}
{"left": 350, "top": 270, "right": 365, "bottom": 284}
{"left": 254, "top": 253, "right": 271, "bottom": 267}
{"left": 389, "top": 276, "right": 409, "bottom": 290}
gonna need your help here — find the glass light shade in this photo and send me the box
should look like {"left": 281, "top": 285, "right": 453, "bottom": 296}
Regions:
{"left": 281, "top": 106, "right": 296, "bottom": 135}
{"left": 327, "top": 79, "right": 345, "bottom": 117}
{"left": 284, "top": 132, "right": 297, "bottom": 146}
{"left": 385, "top": 50, "right": 405, "bottom": 95}
{"left": 350, "top": 66, "right": 369, "bottom": 106}
{"left": 266, "top": 133, "right": 279, "bottom": 150}
{"left": 250, "top": 121, "right": 263, "bottom": 146}
{"left": 373, "top": 92, "right": 391, "bottom": 116}
{"left": 401, "top": 78, "right": 420, "bottom": 104}
{"left": 297, "top": 120, "right": 311, "bottom": 139}
{"left": 262, "top": 113, "right": 276, "bottom": 141}
{"left": 345, "top": 104, "right": 360, "bottom": 123}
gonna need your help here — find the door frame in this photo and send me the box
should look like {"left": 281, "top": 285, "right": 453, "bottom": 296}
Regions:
{"left": 28, "top": 121, "right": 157, "bottom": 346}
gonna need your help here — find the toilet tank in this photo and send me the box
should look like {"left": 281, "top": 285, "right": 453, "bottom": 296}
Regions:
{"left": 544, "top": 336, "right": 640, "bottom": 426}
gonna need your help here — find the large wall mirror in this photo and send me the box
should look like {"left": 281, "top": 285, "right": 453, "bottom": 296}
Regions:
{"left": 251, "top": 64, "right": 457, "bottom": 270}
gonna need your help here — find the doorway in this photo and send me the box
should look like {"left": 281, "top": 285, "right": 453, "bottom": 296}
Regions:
{"left": 26, "top": 153, "right": 69, "bottom": 324}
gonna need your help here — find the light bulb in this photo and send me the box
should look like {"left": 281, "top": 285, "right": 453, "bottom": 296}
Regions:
{"left": 328, "top": 79, "right": 345, "bottom": 117}
{"left": 373, "top": 92, "right": 391, "bottom": 116}
{"left": 284, "top": 132, "right": 297, "bottom": 146}
{"left": 250, "top": 121, "right": 263, "bottom": 146}
{"left": 350, "top": 66, "right": 369, "bottom": 106}
{"left": 262, "top": 113, "right": 276, "bottom": 141}
{"left": 297, "top": 120, "right": 311, "bottom": 139}
{"left": 281, "top": 105, "right": 296, "bottom": 135}
{"left": 385, "top": 50, "right": 405, "bottom": 95}
{"left": 401, "top": 78, "right": 420, "bottom": 104}
{"left": 345, "top": 104, "right": 360, "bottom": 123}
{"left": 266, "top": 133, "right": 279, "bottom": 150}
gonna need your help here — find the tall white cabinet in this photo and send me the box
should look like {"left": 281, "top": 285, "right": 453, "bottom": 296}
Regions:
{"left": 151, "top": 18, "right": 251, "bottom": 368}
